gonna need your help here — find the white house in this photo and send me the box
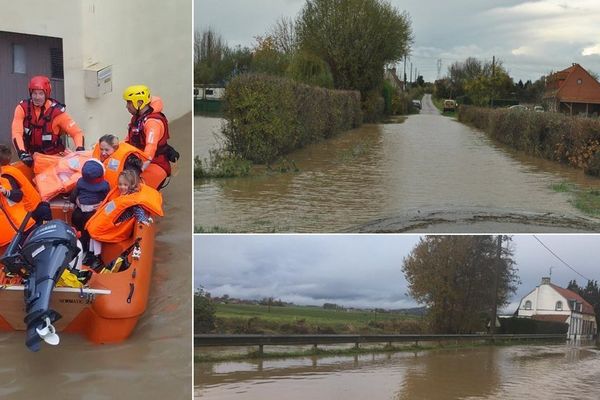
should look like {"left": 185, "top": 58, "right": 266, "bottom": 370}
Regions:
{"left": 517, "top": 277, "right": 597, "bottom": 340}
{"left": 0, "top": 0, "right": 191, "bottom": 147}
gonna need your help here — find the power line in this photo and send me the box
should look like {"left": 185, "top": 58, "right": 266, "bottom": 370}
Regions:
{"left": 532, "top": 235, "right": 592, "bottom": 282}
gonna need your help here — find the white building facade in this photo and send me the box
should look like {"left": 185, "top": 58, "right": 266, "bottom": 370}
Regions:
{"left": 517, "top": 277, "right": 597, "bottom": 340}
{"left": 1, "top": 0, "right": 191, "bottom": 146}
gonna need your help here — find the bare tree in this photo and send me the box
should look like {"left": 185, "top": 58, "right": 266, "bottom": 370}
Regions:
{"left": 268, "top": 17, "right": 298, "bottom": 56}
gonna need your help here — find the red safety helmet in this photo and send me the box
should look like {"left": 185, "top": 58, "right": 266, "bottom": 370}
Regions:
{"left": 28, "top": 75, "right": 52, "bottom": 97}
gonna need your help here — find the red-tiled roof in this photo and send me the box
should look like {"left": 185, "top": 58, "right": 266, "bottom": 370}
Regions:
{"left": 550, "top": 284, "right": 595, "bottom": 315}
{"left": 543, "top": 63, "right": 600, "bottom": 103}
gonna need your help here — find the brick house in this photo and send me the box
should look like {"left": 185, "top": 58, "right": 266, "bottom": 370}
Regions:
{"left": 543, "top": 63, "right": 600, "bottom": 117}
{"left": 517, "top": 277, "right": 597, "bottom": 340}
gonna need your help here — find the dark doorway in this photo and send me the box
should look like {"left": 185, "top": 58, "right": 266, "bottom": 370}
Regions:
{"left": 0, "top": 31, "right": 65, "bottom": 147}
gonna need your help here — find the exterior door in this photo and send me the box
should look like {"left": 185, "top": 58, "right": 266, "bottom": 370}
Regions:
{"left": 0, "top": 31, "right": 64, "bottom": 149}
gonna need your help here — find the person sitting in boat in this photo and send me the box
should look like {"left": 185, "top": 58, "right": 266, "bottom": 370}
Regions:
{"left": 0, "top": 144, "right": 51, "bottom": 225}
{"left": 69, "top": 159, "right": 109, "bottom": 269}
{"left": 92, "top": 134, "right": 148, "bottom": 189}
{"left": 122, "top": 85, "right": 179, "bottom": 189}
{"left": 11, "top": 75, "right": 85, "bottom": 167}
{"left": 85, "top": 169, "right": 164, "bottom": 269}
{"left": 0, "top": 159, "right": 36, "bottom": 248}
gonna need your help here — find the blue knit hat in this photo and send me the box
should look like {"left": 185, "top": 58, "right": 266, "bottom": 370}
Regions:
{"left": 82, "top": 159, "right": 105, "bottom": 182}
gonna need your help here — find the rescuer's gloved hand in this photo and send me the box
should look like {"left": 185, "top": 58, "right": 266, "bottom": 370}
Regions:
{"left": 19, "top": 151, "right": 33, "bottom": 167}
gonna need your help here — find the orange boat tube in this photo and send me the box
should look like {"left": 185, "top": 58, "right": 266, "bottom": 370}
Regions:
{"left": 0, "top": 203, "right": 157, "bottom": 345}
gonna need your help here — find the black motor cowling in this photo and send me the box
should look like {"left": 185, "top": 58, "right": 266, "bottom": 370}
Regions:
{"left": 19, "top": 220, "right": 80, "bottom": 352}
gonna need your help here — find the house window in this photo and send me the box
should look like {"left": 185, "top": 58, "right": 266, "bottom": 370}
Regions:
{"left": 577, "top": 79, "right": 582, "bottom": 85}
{"left": 12, "top": 44, "right": 26, "bottom": 74}
{"left": 524, "top": 300, "right": 532, "bottom": 310}
{"left": 556, "top": 301, "right": 563, "bottom": 311}
{"left": 50, "top": 48, "right": 64, "bottom": 79}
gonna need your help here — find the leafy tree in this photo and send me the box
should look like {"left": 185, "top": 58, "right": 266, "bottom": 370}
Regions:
{"left": 251, "top": 35, "right": 289, "bottom": 76}
{"left": 402, "top": 236, "right": 519, "bottom": 334}
{"left": 194, "top": 288, "right": 216, "bottom": 333}
{"left": 286, "top": 51, "right": 334, "bottom": 88}
{"left": 296, "top": 0, "right": 413, "bottom": 95}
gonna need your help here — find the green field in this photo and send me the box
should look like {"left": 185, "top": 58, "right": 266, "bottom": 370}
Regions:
{"left": 214, "top": 303, "right": 425, "bottom": 334}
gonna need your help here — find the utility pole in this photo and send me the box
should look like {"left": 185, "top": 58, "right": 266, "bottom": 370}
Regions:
{"left": 491, "top": 235, "right": 502, "bottom": 336}
{"left": 403, "top": 57, "right": 407, "bottom": 91}
{"left": 410, "top": 62, "right": 413, "bottom": 86}
{"left": 437, "top": 58, "right": 442, "bottom": 80}
{"left": 491, "top": 55, "right": 496, "bottom": 107}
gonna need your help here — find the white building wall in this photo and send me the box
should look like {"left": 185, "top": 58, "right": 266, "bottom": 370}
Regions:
{"left": 1, "top": 0, "right": 191, "bottom": 145}
{"left": 518, "top": 285, "right": 570, "bottom": 318}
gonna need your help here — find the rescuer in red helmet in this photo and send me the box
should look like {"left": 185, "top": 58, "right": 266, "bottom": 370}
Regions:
{"left": 11, "top": 75, "right": 85, "bottom": 167}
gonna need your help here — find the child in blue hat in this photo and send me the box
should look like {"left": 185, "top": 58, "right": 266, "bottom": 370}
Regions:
{"left": 70, "top": 158, "right": 109, "bottom": 269}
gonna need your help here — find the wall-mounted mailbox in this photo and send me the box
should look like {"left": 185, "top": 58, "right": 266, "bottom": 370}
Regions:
{"left": 84, "top": 63, "right": 112, "bottom": 98}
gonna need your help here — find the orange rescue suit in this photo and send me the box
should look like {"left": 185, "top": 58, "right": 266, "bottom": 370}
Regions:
{"left": 85, "top": 184, "right": 164, "bottom": 243}
{"left": 92, "top": 142, "right": 149, "bottom": 189}
{"left": 0, "top": 176, "right": 36, "bottom": 246}
{"left": 12, "top": 99, "right": 84, "bottom": 155}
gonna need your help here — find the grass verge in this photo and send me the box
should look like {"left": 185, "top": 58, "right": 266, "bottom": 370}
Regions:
{"left": 550, "top": 181, "right": 600, "bottom": 217}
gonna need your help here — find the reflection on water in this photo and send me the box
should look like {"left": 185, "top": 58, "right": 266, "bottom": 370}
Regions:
{"left": 195, "top": 345, "right": 600, "bottom": 399}
{"left": 195, "top": 110, "right": 600, "bottom": 232}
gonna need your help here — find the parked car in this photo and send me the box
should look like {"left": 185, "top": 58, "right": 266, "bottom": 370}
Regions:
{"left": 443, "top": 99, "right": 456, "bottom": 112}
{"left": 412, "top": 99, "right": 421, "bottom": 110}
{"left": 508, "top": 104, "right": 528, "bottom": 111}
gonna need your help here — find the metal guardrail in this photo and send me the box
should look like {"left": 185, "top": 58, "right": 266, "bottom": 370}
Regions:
{"left": 195, "top": 333, "right": 566, "bottom": 349}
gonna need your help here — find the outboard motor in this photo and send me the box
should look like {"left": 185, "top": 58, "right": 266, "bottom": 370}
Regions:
{"left": 2, "top": 219, "right": 80, "bottom": 352}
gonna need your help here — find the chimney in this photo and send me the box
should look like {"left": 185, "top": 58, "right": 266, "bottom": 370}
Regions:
{"left": 541, "top": 277, "right": 551, "bottom": 285}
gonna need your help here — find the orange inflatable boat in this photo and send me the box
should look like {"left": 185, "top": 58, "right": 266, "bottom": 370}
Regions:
{"left": 0, "top": 162, "right": 158, "bottom": 349}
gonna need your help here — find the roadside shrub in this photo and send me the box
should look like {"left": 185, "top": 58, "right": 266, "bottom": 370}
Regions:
{"left": 362, "top": 90, "right": 385, "bottom": 122}
{"left": 195, "top": 290, "right": 216, "bottom": 333}
{"left": 458, "top": 106, "right": 600, "bottom": 176}
{"left": 194, "top": 151, "right": 252, "bottom": 179}
{"left": 223, "top": 74, "right": 362, "bottom": 163}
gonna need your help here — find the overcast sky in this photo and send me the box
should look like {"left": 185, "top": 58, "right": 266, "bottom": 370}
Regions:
{"left": 195, "top": 0, "right": 600, "bottom": 82}
{"left": 195, "top": 235, "right": 600, "bottom": 313}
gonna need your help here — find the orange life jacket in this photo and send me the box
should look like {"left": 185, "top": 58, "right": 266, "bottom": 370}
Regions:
{"left": 85, "top": 183, "right": 164, "bottom": 243}
{"left": 0, "top": 165, "right": 41, "bottom": 212}
{"left": 19, "top": 98, "right": 66, "bottom": 155}
{"left": 92, "top": 142, "right": 149, "bottom": 189}
{"left": 0, "top": 176, "right": 36, "bottom": 246}
{"left": 33, "top": 151, "right": 93, "bottom": 201}
{"left": 126, "top": 111, "right": 171, "bottom": 175}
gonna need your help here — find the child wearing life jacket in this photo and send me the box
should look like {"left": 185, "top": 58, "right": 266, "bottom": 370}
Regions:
{"left": 0, "top": 144, "right": 51, "bottom": 225}
{"left": 70, "top": 159, "right": 109, "bottom": 268}
{"left": 115, "top": 169, "right": 153, "bottom": 226}
{"left": 85, "top": 169, "right": 158, "bottom": 272}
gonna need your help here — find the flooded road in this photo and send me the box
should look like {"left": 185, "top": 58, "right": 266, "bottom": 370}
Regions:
{"left": 195, "top": 344, "right": 600, "bottom": 399}
{"left": 194, "top": 95, "right": 600, "bottom": 232}
{"left": 0, "top": 114, "right": 192, "bottom": 399}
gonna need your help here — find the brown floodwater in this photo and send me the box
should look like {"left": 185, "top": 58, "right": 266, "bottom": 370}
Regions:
{"left": 194, "top": 95, "right": 600, "bottom": 232}
{"left": 0, "top": 114, "right": 192, "bottom": 399}
{"left": 195, "top": 344, "right": 600, "bottom": 399}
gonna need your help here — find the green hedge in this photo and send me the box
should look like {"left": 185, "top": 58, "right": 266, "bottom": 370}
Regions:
{"left": 458, "top": 106, "right": 600, "bottom": 176}
{"left": 222, "top": 74, "right": 362, "bottom": 163}
{"left": 499, "top": 317, "right": 568, "bottom": 334}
